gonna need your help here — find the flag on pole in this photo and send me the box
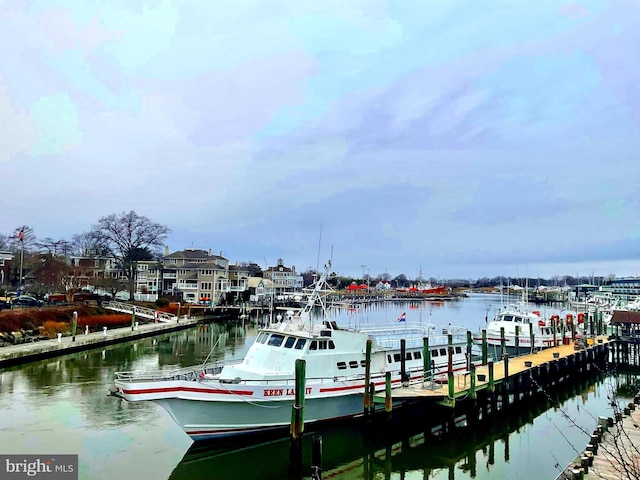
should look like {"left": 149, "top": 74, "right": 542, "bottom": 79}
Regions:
{"left": 18, "top": 228, "right": 24, "bottom": 242}
{"left": 397, "top": 312, "right": 406, "bottom": 322}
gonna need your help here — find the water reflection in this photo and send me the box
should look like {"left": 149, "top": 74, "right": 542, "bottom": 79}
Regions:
{"left": 169, "top": 368, "right": 619, "bottom": 480}
{"left": 0, "top": 322, "right": 250, "bottom": 431}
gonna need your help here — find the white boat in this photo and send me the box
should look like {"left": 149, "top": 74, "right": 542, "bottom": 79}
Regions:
{"left": 114, "top": 261, "right": 477, "bottom": 442}
{"left": 472, "top": 303, "right": 585, "bottom": 353}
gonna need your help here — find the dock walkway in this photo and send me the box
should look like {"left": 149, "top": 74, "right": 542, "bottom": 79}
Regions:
{"left": 562, "top": 401, "right": 640, "bottom": 480}
{"left": 377, "top": 336, "right": 610, "bottom": 403}
{"left": 0, "top": 318, "right": 200, "bottom": 368}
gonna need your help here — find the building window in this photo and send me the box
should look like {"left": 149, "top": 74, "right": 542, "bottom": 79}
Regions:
{"left": 201, "top": 282, "right": 212, "bottom": 290}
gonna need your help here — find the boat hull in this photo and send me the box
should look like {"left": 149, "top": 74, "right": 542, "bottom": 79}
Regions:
{"left": 156, "top": 393, "right": 367, "bottom": 441}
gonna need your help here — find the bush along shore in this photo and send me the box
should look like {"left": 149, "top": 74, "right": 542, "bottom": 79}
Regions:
{"left": 0, "top": 306, "right": 134, "bottom": 346}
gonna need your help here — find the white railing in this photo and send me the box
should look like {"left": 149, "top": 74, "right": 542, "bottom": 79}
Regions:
{"left": 102, "top": 301, "right": 177, "bottom": 322}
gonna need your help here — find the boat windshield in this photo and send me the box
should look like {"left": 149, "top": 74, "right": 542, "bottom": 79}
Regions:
{"left": 503, "top": 315, "right": 513, "bottom": 322}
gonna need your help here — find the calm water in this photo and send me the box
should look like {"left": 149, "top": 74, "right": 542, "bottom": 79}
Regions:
{"left": 0, "top": 295, "right": 628, "bottom": 479}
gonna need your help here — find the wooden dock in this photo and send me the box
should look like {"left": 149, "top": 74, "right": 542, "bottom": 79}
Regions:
{"left": 376, "top": 335, "right": 611, "bottom": 405}
{"left": 558, "top": 399, "right": 640, "bottom": 480}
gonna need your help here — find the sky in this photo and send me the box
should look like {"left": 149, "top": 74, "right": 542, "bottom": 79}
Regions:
{"left": 1, "top": 0, "right": 639, "bottom": 281}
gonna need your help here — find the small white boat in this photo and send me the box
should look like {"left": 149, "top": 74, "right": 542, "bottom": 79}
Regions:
{"left": 472, "top": 303, "right": 585, "bottom": 353}
{"left": 114, "top": 261, "right": 477, "bottom": 442}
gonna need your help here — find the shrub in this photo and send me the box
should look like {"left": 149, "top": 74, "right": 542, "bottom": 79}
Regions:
{"left": 156, "top": 298, "right": 169, "bottom": 307}
{"left": 42, "top": 321, "right": 69, "bottom": 338}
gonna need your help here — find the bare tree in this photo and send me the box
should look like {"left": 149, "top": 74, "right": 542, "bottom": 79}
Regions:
{"left": 60, "top": 272, "right": 83, "bottom": 303}
{"left": 0, "top": 233, "right": 9, "bottom": 250}
{"left": 70, "top": 232, "right": 102, "bottom": 255}
{"left": 9, "top": 225, "right": 36, "bottom": 251}
{"left": 91, "top": 211, "right": 169, "bottom": 302}
{"left": 36, "top": 238, "right": 71, "bottom": 258}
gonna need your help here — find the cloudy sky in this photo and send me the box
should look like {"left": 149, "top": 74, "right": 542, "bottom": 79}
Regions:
{"left": 1, "top": 0, "right": 639, "bottom": 281}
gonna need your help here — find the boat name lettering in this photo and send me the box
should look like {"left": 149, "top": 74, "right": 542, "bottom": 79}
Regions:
{"left": 263, "top": 387, "right": 312, "bottom": 396}
{"left": 264, "top": 388, "right": 284, "bottom": 396}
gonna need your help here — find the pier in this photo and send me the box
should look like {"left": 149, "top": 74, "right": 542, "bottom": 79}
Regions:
{"left": 0, "top": 317, "right": 200, "bottom": 368}
{"left": 384, "top": 336, "right": 610, "bottom": 403}
{"left": 558, "top": 397, "right": 640, "bottom": 480}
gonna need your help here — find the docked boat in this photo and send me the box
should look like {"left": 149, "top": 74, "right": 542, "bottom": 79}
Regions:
{"left": 113, "top": 262, "right": 477, "bottom": 442}
{"left": 472, "top": 303, "right": 584, "bottom": 354}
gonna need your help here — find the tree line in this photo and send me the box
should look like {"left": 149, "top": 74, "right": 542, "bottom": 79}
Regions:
{"left": 1, "top": 211, "right": 169, "bottom": 301}
{"left": 1, "top": 210, "right": 618, "bottom": 300}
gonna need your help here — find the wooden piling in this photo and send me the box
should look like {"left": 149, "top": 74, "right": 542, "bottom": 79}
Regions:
{"left": 311, "top": 434, "right": 322, "bottom": 480}
{"left": 423, "top": 337, "right": 431, "bottom": 382}
{"left": 72, "top": 311, "right": 78, "bottom": 342}
{"left": 363, "top": 339, "right": 372, "bottom": 417}
{"left": 529, "top": 323, "right": 534, "bottom": 354}
{"left": 482, "top": 329, "right": 488, "bottom": 365}
{"left": 289, "top": 358, "right": 306, "bottom": 472}
{"left": 466, "top": 331, "right": 472, "bottom": 371}
{"left": 500, "top": 327, "right": 506, "bottom": 360}
{"left": 488, "top": 360, "right": 495, "bottom": 392}
{"left": 400, "top": 339, "right": 408, "bottom": 384}
{"left": 384, "top": 372, "right": 392, "bottom": 419}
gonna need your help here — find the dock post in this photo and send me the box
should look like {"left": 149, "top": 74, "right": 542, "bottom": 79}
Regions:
{"left": 448, "top": 368, "right": 455, "bottom": 406}
{"left": 488, "top": 360, "right": 495, "bottom": 392}
{"left": 503, "top": 353, "right": 509, "bottom": 380}
{"left": 482, "top": 330, "right": 488, "bottom": 365}
{"left": 448, "top": 334, "right": 453, "bottom": 372}
{"left": 500, "top": 327, "right": 506, "bottom": 360}
{"left": 529, "top": 323, "right": 534, "bottom": 354}
{"left": 131, "top": 307, "right": 136, "bottom": 332}
{"left": 514, "top": 326, "right": 520, "bottom": 354}
{"left": 400, "top": 339, "right": 408, "bottom": 385}
{"left": 385, "top": 372, "right": 392, "bottom": 420}
{"left": 364, "top": 339, "right": 372, "bottom": 417}
{"left": 553, "top": 316, "right": 557, "bottom": 346}
{"left": 423, "top": 337, "right": 431, "bottom": 383}
{"left": 311, "top": 434, "right": 322, "bottom": 480}
{"left": 466, "top": 331, "right": 472, "bottom": 371}
{"left": 72, "top": 311, "right": 77, "bottom": 342}
{"left": 289, "top": 358, "right": 306, "bottom": 474}
{"left": 470, "top": 363, "right": 477, "bottom": 399}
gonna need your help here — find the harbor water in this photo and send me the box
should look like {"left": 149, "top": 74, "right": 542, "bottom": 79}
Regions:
{"left": 0, "top": 294, "right": 630, "bottom": 479}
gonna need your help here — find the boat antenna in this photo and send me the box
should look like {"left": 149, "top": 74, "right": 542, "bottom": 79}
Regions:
{"left": 316, "top": 222, "right": 323, "bottom": 272}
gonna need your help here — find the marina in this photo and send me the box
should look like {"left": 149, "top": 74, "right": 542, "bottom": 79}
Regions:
{"left": 0, "top": 292, "right": 638, "bottom": 479}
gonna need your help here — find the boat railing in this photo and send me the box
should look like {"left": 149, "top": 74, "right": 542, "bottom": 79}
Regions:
{"left": 114, "top": 360, "right": 243, "bottom": 383}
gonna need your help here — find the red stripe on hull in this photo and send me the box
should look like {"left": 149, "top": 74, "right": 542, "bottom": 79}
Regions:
{"left": 122, "top": 386, "right": 253, "bottom": 395}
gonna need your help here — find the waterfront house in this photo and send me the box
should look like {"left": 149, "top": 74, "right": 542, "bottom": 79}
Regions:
{"left": 263, "top": 258, "right": 303, "bottom": 297}
{"left": 0, "top": 250, "right": 14, "bottom": 287}
{"left": 161, "top": 248, "right": 230, "bottom": 304}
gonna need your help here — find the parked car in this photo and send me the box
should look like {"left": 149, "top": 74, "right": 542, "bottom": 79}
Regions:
{"left": 12, "top": 295, "right": 44, "bottom": 307}
{"left": 0, "top": 300, "right": 11, "bottom": 310}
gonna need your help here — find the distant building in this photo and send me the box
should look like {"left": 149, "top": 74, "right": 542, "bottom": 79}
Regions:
{"left": 0, "top": 251, "right": 14, "bottom": 286}
{"left": 600, "top": 278, "right": 640, "bottom": 298}
{"left": 263, "top": 259, "right": 303, "bottom": 296}
{"left": 161, "top": 248, "right": 229, "bottom": 304}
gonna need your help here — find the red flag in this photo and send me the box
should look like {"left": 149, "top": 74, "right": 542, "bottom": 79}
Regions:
{"left": 18, "top": 229, "right": 24, "bottom": 241}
